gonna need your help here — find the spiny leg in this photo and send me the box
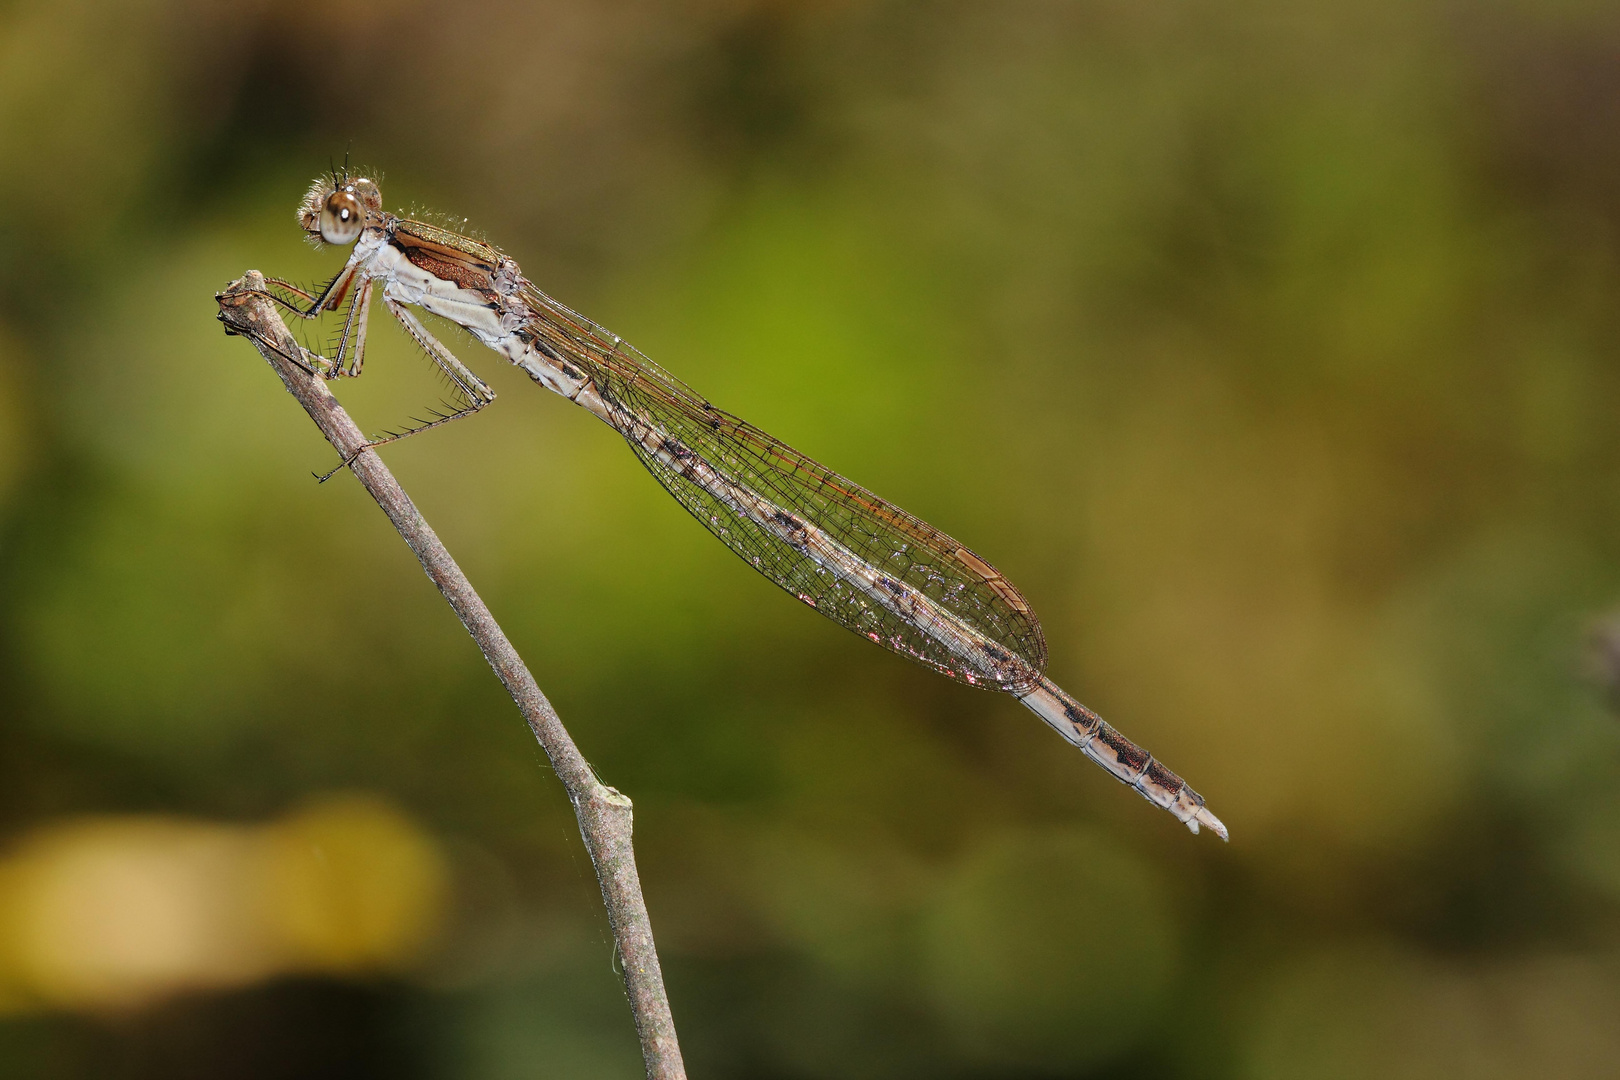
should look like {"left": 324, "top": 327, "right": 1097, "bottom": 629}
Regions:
{"left": 325, "top": 278, "right": 374, "bottom": 378}
{"left": 260, "top": 278, "right": 320, "bottom": 307}
{"left": 261, "top": 264, "right": 360, "bottom": 320}
{"left": 382, "top": 299, "right": 496, "bottom": 419}
{"left": 219, "top": 308, "right": 336, "bottom": 378}
{"left": 316, "top": 298, "right": 496, "bottom": 482}
{"left": 251, "top": 269, "right": 376, "bottom": 384}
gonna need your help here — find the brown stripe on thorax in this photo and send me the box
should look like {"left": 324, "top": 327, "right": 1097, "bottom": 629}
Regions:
{"left": 393, "top": 219, "right": 503, "bottom": 293}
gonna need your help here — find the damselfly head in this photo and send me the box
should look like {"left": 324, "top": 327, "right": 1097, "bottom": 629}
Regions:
{"left": 297, "top": 174, "right": 382, "bottom": 247}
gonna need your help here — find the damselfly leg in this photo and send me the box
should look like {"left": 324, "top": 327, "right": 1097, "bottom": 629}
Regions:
{"left": 258, "top": 244, "right": 497, "bottom": 476}
{"left": 310, "top": 301, "right": 497, "bottom": 481}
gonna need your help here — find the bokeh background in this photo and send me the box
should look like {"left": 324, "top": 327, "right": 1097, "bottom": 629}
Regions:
{"left": 2, "top": 0, "right": 1620, "bottom": 1076}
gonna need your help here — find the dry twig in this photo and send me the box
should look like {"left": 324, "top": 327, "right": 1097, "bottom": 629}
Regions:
{"left": 216, "top": 271, "right": 686, "bottom": 1080}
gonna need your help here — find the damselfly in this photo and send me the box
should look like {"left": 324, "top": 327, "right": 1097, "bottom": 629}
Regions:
{"left": 257, "top": 169, "right": 1226, "bottom": 839}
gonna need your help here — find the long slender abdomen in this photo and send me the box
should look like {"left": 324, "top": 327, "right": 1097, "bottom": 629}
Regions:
{"left": 1019, "top": 677, "right": 1227, "bottom": 838}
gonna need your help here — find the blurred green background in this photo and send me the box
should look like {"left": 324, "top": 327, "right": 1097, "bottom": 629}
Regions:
{"left": 3, "top": 0, "right": 1620, "bottom": 1076}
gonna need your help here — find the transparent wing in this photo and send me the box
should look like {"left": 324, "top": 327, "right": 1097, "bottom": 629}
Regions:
{"left": 519, "top": 282, "right": 1049, "bottom": 689}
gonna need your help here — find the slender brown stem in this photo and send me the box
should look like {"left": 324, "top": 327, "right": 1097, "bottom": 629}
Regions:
{"left": 215, "top": 271, "right": 687, "bottom": 1080}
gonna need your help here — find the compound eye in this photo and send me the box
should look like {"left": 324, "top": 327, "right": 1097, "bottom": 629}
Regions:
{"left": 319, "top": 189, "right": 365, "bottom": 245}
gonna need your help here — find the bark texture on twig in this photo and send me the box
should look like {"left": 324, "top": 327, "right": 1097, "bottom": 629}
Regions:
{"left": 216, "top": 271, "right": 686, "bottom": 1080}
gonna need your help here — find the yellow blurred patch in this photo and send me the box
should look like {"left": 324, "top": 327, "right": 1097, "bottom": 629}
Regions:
{"left": 0, "top": 795, "right": 445, "bottom": 1015}
{"left": 260, "top": 794, "right": 448, "bottom": 975}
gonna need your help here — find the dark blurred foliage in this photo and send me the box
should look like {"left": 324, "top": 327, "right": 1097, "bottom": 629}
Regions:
{"left": 2, "top": 0, "right": 1620, "bottom": 1076}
